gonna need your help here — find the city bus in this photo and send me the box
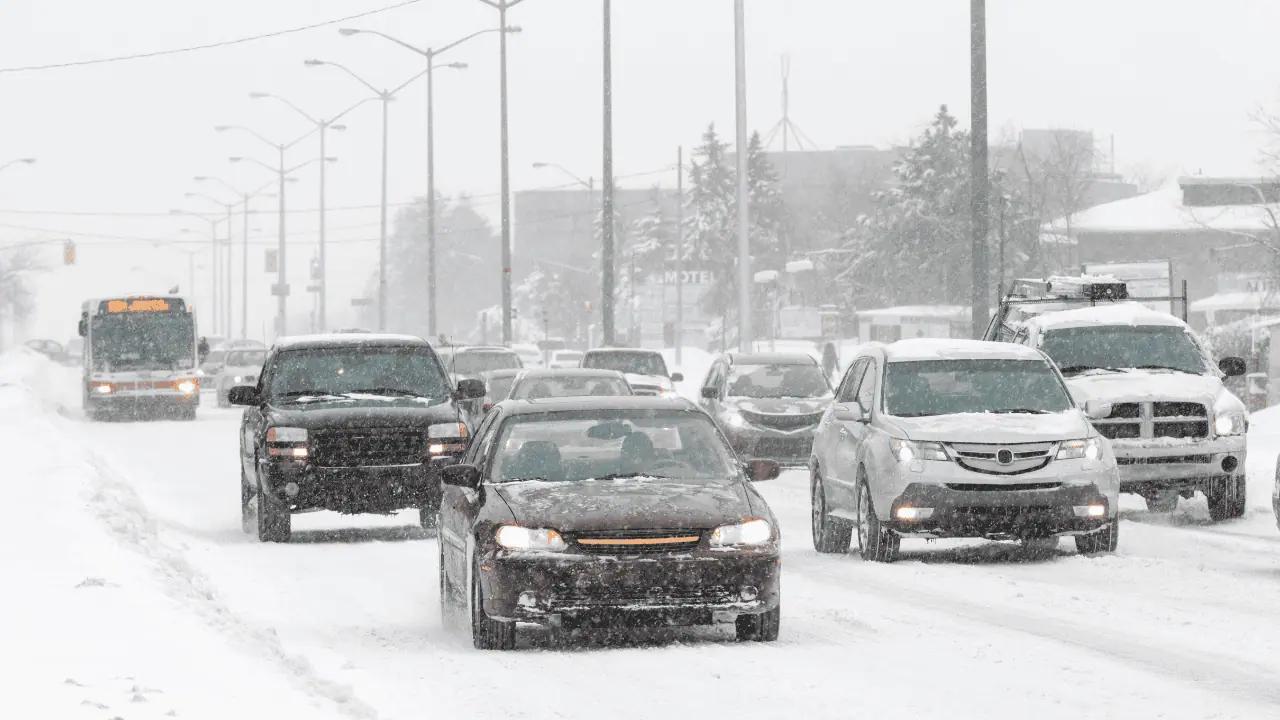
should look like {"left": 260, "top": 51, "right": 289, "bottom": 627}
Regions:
{"left": 79, "top": 295, "right": 201, "bottom": 421}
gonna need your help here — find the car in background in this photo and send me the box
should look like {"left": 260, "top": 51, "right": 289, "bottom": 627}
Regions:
{"left": 810, "top": 339, "right": 1119, "bottom": 563}
{"left": 580, "top": 347, "right": 682, "bottom": 396}
{"left": 699, "top": 352, "right": 833, "bottom": 466}
{"left": 512, "top": 343, "right": 544, "bottom": 368}
{"left": 215, "top": 348, "right": 267, "bottom": 407}
{"left": 199, "top": 347, "right": 228, "bottom": 380}
{"left": 437, "top": 396, "right": 782, "bottom": 649}
{"left": 24, "top": 338, "right": 64, "bottom": 360}
{"left": 229, "top": 333, "right": 485, "bottom": 542}
{"left": 437, "top": 345, "right": 523, "bottom": 381}
{"left": 63, "top": 337, "right": 84, "bottom": 366}
{"left": 507, "top": 368, "right": 632, "bottom": 400}
{"left": 547, "top": 349, "right": 584, "bottom": 369}
{"left": 478, "top": 368, "right": 522, "bottom": 413}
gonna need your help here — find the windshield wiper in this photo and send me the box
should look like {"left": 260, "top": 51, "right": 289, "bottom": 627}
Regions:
{"left": 346, "top": 387, "right": 432, "bottom": 398}
{"left": 275, "top": 390, "right": 344, "bottom": 401}
{"left": 1057, "top": 365, "right": 1126, "bottom": 376}
{"left": 991, "top": 408, "right": 1051, "bottom": 414}
{"left": 594, "top": 472, "right": 671, "bottom": 480}
{"left": 1130, "top": 365, "right": 1197, "bottom": 374}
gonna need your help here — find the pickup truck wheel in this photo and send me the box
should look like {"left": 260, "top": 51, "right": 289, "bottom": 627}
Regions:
{"left": 735, "top": 605, "right": 781, "bottom": 642}
{"left": 470, "top": 563, "right": 515, "bottom": 650}
{"left": 1207, "top": 477, "right": 1244, "bottom": 522}
{"left": 855, "top": 473, "right": 899, "bottom": 563}
{"left": 1229, "top": 476, "right": 1247, "bottom": 519}
{"left": 811, "top": 471, "right": 851, "bottom": 553}
{"left": 256, "top": 483, "right": 291, "bottom": 543}
{"left": 1143, "top": 491, "right": 1179, "bottom": 513}
{"left": 240, "top": 471, "right": 254, "bottom": 534}
{"left": 1074, "top": 521, "right": 1119, "bottom": 555}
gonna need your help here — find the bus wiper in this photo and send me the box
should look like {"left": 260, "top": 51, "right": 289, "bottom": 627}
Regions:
{"left": 991, "top": 408, "right": 1051, "bottom": 414}
{"left": 346, "top": 387, "right": 430, "bottom": 398}
{"left": 1057, "top": 365, "right": 1125, "bottom": 375}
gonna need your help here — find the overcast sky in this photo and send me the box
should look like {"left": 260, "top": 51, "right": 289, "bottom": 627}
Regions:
{"left": 3, "top": 0, "right": 1279, "bottom": 340}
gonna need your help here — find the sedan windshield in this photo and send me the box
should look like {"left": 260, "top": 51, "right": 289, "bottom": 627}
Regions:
{"left": 1041, "top": 325, "right": 1207, "bottom": 375}
{"left": 727, "top": 363, "right": 831, "bottom": 399}
{"left": 583, "top": 351, "right": 668, "bottom": 376}
{"left": 491, "top": 411, "right": 737, "bottom": 482}
{"left": 511, "top": 375, "right": 631, "bottom": 400}
{"left": 266, "top": 346, "right": 450, "bottom": 403}
{"left": 884, "top": 359, "right": 1072, "bottom": 417}
{"left": 225, "top": 349, "right": 266, "bottom": 367}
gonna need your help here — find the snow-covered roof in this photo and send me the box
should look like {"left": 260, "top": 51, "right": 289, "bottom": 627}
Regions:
{"left": 1047, "top": 181, "right": 1280, "bottom": 234}
{"left": 1188, "top": 291, "right": 1278, "bottom": 313}
{"left": 1024, "top": 301, "right": 1186, "bottom": 331}
{"left": 855, "top": 305, "right": 969, "bottom": 320}
{"left": 885, "top": 338, "right": 1043, "bottom": 362}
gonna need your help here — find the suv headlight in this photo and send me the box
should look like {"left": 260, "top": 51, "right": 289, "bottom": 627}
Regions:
{"left": 1056, "top": 437, "right": 1102, "bottom": 461}
{"left": 495, "top": 525, "right": 568, "bottom": 552}
{"left": 889, "top": 438, "right": 948, "bottom": 462}
{"left": 1214, "top": 411, "right": 1246, "bottom": 436}
{"left": 709, "top": 518, "right": 774, "bottom": 547}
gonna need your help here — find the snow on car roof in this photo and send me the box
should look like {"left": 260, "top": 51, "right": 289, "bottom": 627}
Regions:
{"left": 1025, "top": 302, "right": 1187, "bottom": 332}
{"left": 884, "top": 338, "right": 1044, "bottom": 362}
{"left": 273, "top": 333, "right": 428, "bottom": 350}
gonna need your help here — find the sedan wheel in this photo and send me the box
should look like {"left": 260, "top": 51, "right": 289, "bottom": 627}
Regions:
{"left": 855, "top": 475, "right": 899, "bottom": 563}
{"left": 470, "top": 563, "right": 515, "bottom": 650}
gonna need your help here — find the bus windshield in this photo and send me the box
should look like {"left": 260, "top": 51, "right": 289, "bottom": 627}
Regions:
{"left": 90, "top": 313, "right": 195, "bottom": 372}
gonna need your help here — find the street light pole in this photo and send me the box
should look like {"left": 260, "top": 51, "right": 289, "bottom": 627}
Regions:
{"left": 675, "top": 145, "right": 684, "bottom": 364}
{"left": 733, "top": 0, "right": 752, "bottom": 352}
{"left": 602, "top": 0, "right": 615, "bottom": 346}
{"left": 194, "top": 175, "right": 276, "bottom": 340}
{"left": 379, "top": 94, "right": 390, "bottom": 331}
{"left": 970, "top": 0, "right": 991, "bottom": 339}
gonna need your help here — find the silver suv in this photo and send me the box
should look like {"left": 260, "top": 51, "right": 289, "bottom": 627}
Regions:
{"left": 809, "top": 339, "right": 1120, "bottom": 562}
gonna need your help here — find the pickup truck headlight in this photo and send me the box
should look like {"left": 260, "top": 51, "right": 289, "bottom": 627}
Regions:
{"left": 495, "top": 525, "right": 568, "bottom": 552}
{"left": 266, "top": 427, "right": 307, "bottom": 442}
{"left": 428, "top": 422, "right": 470, "bottom": 455}
{"left": 890, "top": 438, "right": 948, "bottom": 462}
{"left": 1056, "top": 437, "right": 1102, "bottom": 461}
{"left": 1214, "top": 411, "right": 1247, "bottom": 436}
{"left": 709, "top": 518, "right": 774, "bottom": 547}
{"left": 266, "top": 426, "right": 308, "bottom": 458}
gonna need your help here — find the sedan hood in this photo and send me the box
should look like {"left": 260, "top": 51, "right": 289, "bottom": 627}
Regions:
{"left": 1065, "top": 370, "right": 1224, "bottom": 407}
{"left": 728, "top": 396, "right": 829, "bottom": 415}
{"left": 886, "top": 410, "right": 1093, "bottom": 444}
{"left": 493, "top": 476, "right": 752, "bottom": 532}
{"left": 267, "top": 396, "right": 458, "bottom": 430}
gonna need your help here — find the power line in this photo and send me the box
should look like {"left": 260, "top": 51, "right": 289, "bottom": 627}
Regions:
{"left": 0, "top": 0, "right": 424, "bottom": 74}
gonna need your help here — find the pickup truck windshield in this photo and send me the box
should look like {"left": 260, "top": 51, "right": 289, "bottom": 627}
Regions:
{"left": 267, "top": 346, "right": 450, "bottom": 403}
{"left": 885, "top": 359, "right": 1072, "bottom": 417}
{"left": 1042, "top": 325, "right": 1206, "bottom": 375}
{"left": 582, "top": 351, "right": 668, "bottom": 376}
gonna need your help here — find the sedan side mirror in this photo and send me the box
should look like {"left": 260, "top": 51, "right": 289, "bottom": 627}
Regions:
{"left": 455, "top": 378, "right": 486, "bottom": 400}
{"left": 1083, "top": 399, "right": 1112, "bottom": 420}
{"left": 1219, "top": 356, "right": 1247, "bottom": 378}
{"left": 701, "top": 386, "right": 720, "bottom": 400}
{"left": 228, "top": 386, "right": 260, "bottom": 406}
{"left": 442, "top": 463, "right": 481, "bottom": 490}
{"left": 745, "top": 458, "right": 781, "bottom": 482}
{"left": 670, "top": 372, "right": 684, "bottom": 383}
{"left": 833, "top": 403, "right": 865, "bottom": 423}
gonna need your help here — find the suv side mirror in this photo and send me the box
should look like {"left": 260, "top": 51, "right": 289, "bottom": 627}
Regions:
{"left": 228, "top": 386, "right": 260, "bottom": 406}
{"left": 1083, "top": 399, "right": 1112, "bottom": 420}
{"left": 442, "top": 463, "right": 481, "bottom": 490}
{"left": 701, "top": 386, "right": 720, "bottom": 400}
{"left": 455, "top": 378, "right": 486, "bottom": 400}
{"left": 670, "top": 372, "right": 684, "bottom": 383}
{"left": 833, "top": 403, "right": 865, "bottom": 423}
{"left": 745, "top": 458, "right": 781, "bottom": 482}
{"left": 1219, "top": 356, "right": 1247, "bottom": 378}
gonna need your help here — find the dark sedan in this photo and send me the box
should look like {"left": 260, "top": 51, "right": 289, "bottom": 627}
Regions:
{"left": 437, "top": 396, "right": 782, "bottom": 650}
{"left": 229, "top": 334, "right": 484, "bottom": 542}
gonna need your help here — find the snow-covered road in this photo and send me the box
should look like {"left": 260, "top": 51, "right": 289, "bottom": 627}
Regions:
{"left": 7, "top": 351, "right": 1280, "bottom": 719}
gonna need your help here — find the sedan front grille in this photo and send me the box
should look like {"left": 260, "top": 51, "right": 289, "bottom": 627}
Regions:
{"left": 740, "top": 409, "right": 824, "bottom": 432}
{"left": 311, "top": 428, "right": 425, "bottom": 467}
{"left": 567, "top": 528, "right": 703, "bottom": 555}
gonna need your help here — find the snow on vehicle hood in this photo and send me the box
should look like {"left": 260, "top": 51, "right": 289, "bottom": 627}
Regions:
{"left": 266, "top": 395, "right": 456, "bottom": 429}
{"left": 494, "top": 476, "right": 752, "bottom": 532}
{"left": 1065, "top": 370, "right": 1239, "bottom": 411}
{"left": 624, "top": 373, "right": 674, "bottom": 391}
{"left": 728, "top": 396, "right": 830, "bottom": 415}
{"left": 885, "top": 410, "right": 1093, "bottom": 444}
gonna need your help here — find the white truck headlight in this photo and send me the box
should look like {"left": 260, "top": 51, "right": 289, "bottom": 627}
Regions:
{"left": 1057, "top": 437, "right": 1102, "bottom": 461}
{"left": 709, "top": 518, "right": 774, "bottom": 547}
{"left": 495, "top": 525, "right": 568, "bottom": 552}
{"left": 890, "top": 438, "right": 947, "bottom": 462}
{"left": 1214, "top": 412, "right": 1246, "bottom": 436}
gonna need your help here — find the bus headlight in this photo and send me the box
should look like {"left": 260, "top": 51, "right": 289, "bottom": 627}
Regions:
{"left": 175, "top": 379, "right": 198, "bottom": 395}
{"left": 92, "top": 383, "right": 113, "bottom": 395}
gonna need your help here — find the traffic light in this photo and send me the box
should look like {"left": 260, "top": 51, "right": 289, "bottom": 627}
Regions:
{"left": 62, "top": 240, "right": 76, "bottom": 265}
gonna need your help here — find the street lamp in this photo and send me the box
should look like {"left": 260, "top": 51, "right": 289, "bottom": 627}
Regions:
{"left": 477, "top": 0, "right": 530, "bottom": 344}
{"left": 338, "top": 25, "right": 516, "bottom": 338}
{"left": 249, "top": 92, "right": 370, "bottom": 332}
{"left": 0, "top": 157, "right": 36, "bottom": 174}
{"left": 184, "top": 191, "right": 236, "bottom": 335}
{"left": 193, "top": 175, "right": 278, "bottom": 339}
{"left": 170, "top": 208, "right": 224, "bottom": 332}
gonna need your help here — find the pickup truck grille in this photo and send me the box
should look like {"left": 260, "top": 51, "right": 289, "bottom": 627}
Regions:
{"left": 1094, "top": 401, "right": 1208, "bottom": 440}
{"left": 311, "top": 428, "right": 425, "bottom": 467}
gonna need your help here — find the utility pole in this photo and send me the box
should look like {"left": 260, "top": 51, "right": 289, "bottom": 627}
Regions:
{"left": 379, "top": 93, "right": 390, "bottom": 331}
{"left": 277, "top": 144, "right": 288, "bottom": 337}
{"left": 733, "top": 0, "right": 752, "bottom": 352}
{"left": 242, "top": 194, "right": 250, "bottom": 338}
{"left": 970, "top": 0, "right": 990, "bottom": 339}
{"left": 601, "top": 0, "right": 616, "bottom": 346}
{"left": 318, "top": 125, "right": 328, "bottom": 332}
{"left": 675, "top": 145, "right": 684, "bottom": 365}
{"left": 224, "top": 205, "right": 233, "bottom": 336}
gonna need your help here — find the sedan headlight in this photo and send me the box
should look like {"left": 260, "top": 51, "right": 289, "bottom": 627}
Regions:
{"left": 494, "top": 525, "right": 568, "bottom": 552}
{"left": 1214, "top": 411, "right": 1247, "bottom": 436}
{"left": 1056, "top": 437, "right": 1102, "bottom": 461}
{"left": 889, "top": 438, "right": 948, "bottom": 462}
{"left": 709, "top": 518, "right": 774, "bottom": 547}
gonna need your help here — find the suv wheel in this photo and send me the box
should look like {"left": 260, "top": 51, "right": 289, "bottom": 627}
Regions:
{"left": 855, "top": 473, "right": 899, "bottom": 563}
{"left": 256, "top": 482, "right": 291, "bottom": 543}
{"left": 239, "top": 469, "right": 254, "bottom": 534}
{"left": 470, "top": 563, "right": 515, "bottom": 650}
{"left": 1074, "top": 520, "right": 1119, "bottom": 555}
{"left": 811, "top": 470, "right": 851, "bottom": 553}
{"left": 735, "top": 605, "right": 781, "bottom": 642}
{"left": 438, "top": 541, "right": 453, "bottom": 627}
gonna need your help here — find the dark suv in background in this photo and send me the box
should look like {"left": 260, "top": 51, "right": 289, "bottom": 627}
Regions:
{"left": 229, "top": 334, "right": 484, "bottom": 542}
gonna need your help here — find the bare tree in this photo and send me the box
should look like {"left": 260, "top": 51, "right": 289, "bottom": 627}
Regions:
{"left": 1012, "top": 129, "right": 1098, "bottom": 274}
{"left": 0, "top": 249, "right": 44, "bottom": 350}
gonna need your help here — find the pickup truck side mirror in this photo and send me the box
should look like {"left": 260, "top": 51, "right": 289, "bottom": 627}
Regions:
{"left": 1219, "top": 356, "right": 1247, "bottom": 378}
{"left": 442, "top": 463, "right": 482, "bottom": 490}
{"left": 701, "top": 386, "right": 720, "bottom": 400}
{"left": 228, "top": 386, "right": 260, "bottom": 406}
{"left": 670, "top": 372, "right": 684, "bottom": 383}
{"left": 1083, "top": 399, "right": 1112, "bottom": 421}
{"left": 833, "top": 403, "right": 866, "bottom": 423}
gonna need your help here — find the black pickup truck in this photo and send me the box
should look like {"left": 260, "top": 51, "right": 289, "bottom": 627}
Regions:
{"left": 229, "top": 333, "right": 484, "bottom": 542}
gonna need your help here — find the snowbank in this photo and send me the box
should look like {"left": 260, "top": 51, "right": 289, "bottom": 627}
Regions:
{"left": 0, "top": 351, "right": 356, "bottom": 720}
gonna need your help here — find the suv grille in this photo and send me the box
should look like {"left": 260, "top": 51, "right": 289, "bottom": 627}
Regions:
{"left": 567, "top": 528, "right": 703, "bottom": 555}
{"left": 948, "top": 442, "right": 1055, "bottom": 475}
{"left": 311, "top": 428, "right": 425, "bottom": 467}
{"left": 1094, "top": 401, "right": 1208, "bottom": 440}
{"left": 740, "top": 409, "right": 824, "bottom": 432}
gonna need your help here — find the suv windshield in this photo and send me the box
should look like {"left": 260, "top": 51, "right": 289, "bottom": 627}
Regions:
{"left": 885, "top": 359, "right": 1072, "bottom": 417}
{"left": 727, "top": 363, "right": 831, "bottom": 399}
{"left": 491, "top": 411, "right": 737, "bottom": 482}
{"left": 90, "top": 313, "right": 194, "bottom": 372}
{"left": 266, "top": 346, "right": 450, "bottom": 403}
{"left": 583, "top": 351, "right": 668, "bottom": 376}
{"left": 1041, "top": 325, "right": 1207, "bottom": 375}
